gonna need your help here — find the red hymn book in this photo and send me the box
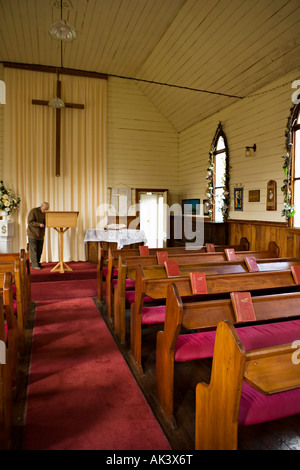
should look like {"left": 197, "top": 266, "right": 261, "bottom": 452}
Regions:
{"left": 230, "top": 291, "right": 256, "bottom": 322}
{"left": 164, "top": 261, "right": 180, "bottom": 278}
{"left": 225, "top": 248, "right": 236, "bottom": 261}
{"left": 205, "top": 243, "right": 215, "bottom": 252}
{"left": 291, "top": 265, "right": 300, "bottom": 284}
{"left": 189, "top": 272, "right": 208, "bottom": 294}
{"left": 139, "top": 245, "right": 149, "bottom": 256}
{"left": 245, "top": 256, "right": 259, "bottom": 272}
{"left": 156, "top": 251, "right": 168, "bottom": 264}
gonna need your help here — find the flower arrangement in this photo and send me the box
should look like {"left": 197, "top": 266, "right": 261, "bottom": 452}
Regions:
{"left": 281, "top": 107, "right": 297, "bottom": 222}
{"left": 205, "top": 151, "right": 214, "bottom": 218}
{"left": 281, "top": 153, "right": 295, "bottom": 220}
{"left": 0, "top": 180, "right": 21, "bottom": 215}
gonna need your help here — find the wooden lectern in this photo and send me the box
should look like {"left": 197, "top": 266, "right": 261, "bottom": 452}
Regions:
{"left": 46, "top": 211, "right": 79, "bottom": 273}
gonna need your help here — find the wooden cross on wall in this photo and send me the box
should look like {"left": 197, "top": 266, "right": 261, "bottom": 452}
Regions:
{"left": 32, "top": 77, "right": 84, "bottom": 176}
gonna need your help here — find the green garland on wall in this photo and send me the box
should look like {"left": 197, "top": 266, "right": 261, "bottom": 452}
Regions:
{"left": 205, "top": 122, "right": 230, "bottom": 221}
{"left": 281, "top": 106, "right": 297, "bottom": 221}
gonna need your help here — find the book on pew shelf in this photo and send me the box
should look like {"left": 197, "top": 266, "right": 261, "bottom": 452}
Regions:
{"left": 164, "top": 261, "right": 180, "bottom": 278}
{"left": 225, "top": 248, "right": 236, "bottom": 261}
{"left": 205, "top": 243, "right": 215, "bottom": 252}
{"left": 230, "top": 291, "right": 256, "bottom": 322}
{"left": 139, "top": 245, "right": 149, "bottom": 256}
{"left": 245, "top": 256, "right": 259, "bottom": 272}
{"left": 189, "top": 272, "right": 208, "bottom": 294}
{"left": 156, "top": 251, "right": 168, "bottom": 264}
{"left": 291, "top": 265, "right": 300, "bottom": 284}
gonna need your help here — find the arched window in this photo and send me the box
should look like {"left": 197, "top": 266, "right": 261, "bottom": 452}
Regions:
{"left": 206, "top": 123, "right": 229, "bottom": 222}
{"left": 283, "top": 103, "right": 300, "bottom": 226}
{"left": 292, "top": 106, "right": 300, "bottom": 227}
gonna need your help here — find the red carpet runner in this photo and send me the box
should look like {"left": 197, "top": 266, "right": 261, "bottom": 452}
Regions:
{"left": 22, "top": 263, "right": 171, "bottom": 450}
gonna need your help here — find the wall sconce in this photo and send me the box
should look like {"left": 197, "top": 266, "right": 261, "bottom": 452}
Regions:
{"left": 245, "top": 144, "right": 256, "bottom": 157}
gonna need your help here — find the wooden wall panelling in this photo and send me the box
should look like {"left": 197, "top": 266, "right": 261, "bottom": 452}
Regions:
{"left": 228, "top": 220, "right": 300, "bottom": 258}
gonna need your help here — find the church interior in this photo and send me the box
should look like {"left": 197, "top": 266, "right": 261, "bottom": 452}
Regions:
{"left": 0, "top": 0, "right": 300, "bottom": 453}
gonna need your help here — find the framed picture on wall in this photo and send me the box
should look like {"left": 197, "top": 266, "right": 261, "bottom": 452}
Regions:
{"left": 182, "top": 199, "right": 200, "bottom": 215}
{"left": 266, "top": 180, "right": 277, "bottom": 211}
{"left": 234, "top": 188, "right": 243, "bottom": 211}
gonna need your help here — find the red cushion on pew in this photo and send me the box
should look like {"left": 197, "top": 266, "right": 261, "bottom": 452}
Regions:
{"left": 142, "top": 306, "right": 166, "bottom": 325}
{"left": 13, "top": 299, "right": 17, "bottom": 314}
{"left": 174, "top": 319, "right": 300, "bottom": 362}
{"left": 102, "top": 267, "right": 108, "bottom": 278}
{"left": 239, "top": 381, "right": 300, "bottom": 426}
{"left": 125, "top": 291, "right": 154, "bottom": 304}
{"left": 112, "top": 278, "right": 135, "bottom": 289}
{"left": 102, "top": 267, "right": 118, "bottom": 279}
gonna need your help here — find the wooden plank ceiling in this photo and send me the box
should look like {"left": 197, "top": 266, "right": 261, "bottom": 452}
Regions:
{"left": 0, "top": 0, "right": 300, "bottom": 132}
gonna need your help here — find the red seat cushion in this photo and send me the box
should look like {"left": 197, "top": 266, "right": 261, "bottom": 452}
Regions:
{"left": 125, "top": 291, "right": 154, "bottom": 304}
{"left": 112, "top": 278, "right": 135, "bottom": 289}
{"left": 174, "top": 319, "right": 300, "bottom": 426}
{"left": 13, "top": 299, "right": 17, "bottom": 314}
{"left": 142, "top": 306, "right": 166, "bottom": 325}
{"left": 102, "top": 267, "right": 108, "bottom": 278}
{"left": 174, "top": 319, "right": 300, "bottom": 362}
{"left": 239, "top": 381, "right": 300, "bottom": 426}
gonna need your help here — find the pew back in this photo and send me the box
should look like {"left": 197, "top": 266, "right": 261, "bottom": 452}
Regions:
{"left": 156, "top": 283, "right": 300, "bottom": 427}
{"left": 0, "top": 258, "right": 26, "bottom": 354}
{"left": 195, "top": 320, "right": 300, "bottom": 450}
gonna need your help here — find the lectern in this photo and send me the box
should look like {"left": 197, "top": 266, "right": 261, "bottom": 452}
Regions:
{"left": 46, "top": 211, "right": 79, "bottom": 273}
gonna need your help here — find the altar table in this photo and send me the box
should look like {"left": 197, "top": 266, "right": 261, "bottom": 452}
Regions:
{"left": 84, "top": 229, "right": 147, "bottom": 250}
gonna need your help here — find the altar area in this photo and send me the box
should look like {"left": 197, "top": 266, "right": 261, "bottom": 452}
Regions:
{"left": 84, "top": 228, "right": 147, "bottom": 262}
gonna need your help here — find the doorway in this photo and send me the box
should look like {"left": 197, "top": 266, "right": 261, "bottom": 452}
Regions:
{"left": 136, "top": 189, "right": 168, "bottom": 248}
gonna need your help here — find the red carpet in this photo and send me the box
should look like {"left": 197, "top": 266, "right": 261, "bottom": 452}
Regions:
{"left": 31, "top": 279, "right": 98, "bottom": 301}
{"left": 23, "top": 264, "right": 171, "bottom": 450}
{"left": 30, "top": 261, "right": 97, "bottom": 283}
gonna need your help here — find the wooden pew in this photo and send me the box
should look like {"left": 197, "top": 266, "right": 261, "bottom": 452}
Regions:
{"left": 108, "top": 241, "right": 280, "bottom": 331}
{"left": 113, "top": 252, "right": 293, "bottom": 349}
{"left": 0, "top": 294, "right": 13, "bottom": 449}
{"left": 131, "top": 264, "right": 300, "bottom": 374}
{"left": 195, "top": 320, "right": 300, "bottom": 450}
{"left": 0, "top": 258, "right": 26, "bottom": 355}
{"left": 97, "top": 237, "right": 250, "bottom": 301}
{"left": 0, "top": 249, "right": 31, "bottom": 315}
{"left": 156, "top": 283, "right": 300, "bottom": 428}
{"left": 0, "top": 272, "right": 18, "bottom": 394}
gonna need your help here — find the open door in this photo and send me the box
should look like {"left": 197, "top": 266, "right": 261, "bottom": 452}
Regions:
{"left": 137, "top": 190, "right": 168, "bottom": 248}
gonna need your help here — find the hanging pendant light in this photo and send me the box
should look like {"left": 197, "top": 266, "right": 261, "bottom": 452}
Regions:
{"left": 49, "top": 19, "right": 77, "bottom": 42}
{"left": 49, "top": 0, "right": 77, "bottom": 42}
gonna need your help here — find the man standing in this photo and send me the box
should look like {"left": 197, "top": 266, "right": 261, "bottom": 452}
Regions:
{"left": 27, "top": 202, "right": 49, "bottom": 270}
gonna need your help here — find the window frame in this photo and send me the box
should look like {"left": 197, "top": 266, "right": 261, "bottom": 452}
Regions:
{"left": 291, "top": 104, "right": 300, "bottom": 227}
{"left": 212, "top": 129, "right": 229, "bottom": 222}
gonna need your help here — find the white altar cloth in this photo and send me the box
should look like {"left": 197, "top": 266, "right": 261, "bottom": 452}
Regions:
{"left": 84, "top": 229, "right": 147, "bottom": 249}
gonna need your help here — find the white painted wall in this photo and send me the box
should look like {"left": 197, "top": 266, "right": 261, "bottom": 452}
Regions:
{"left": 107, "top": 77, "right": 179, "bottom": 214}
{"left": 178, "top": 67, "right": 300, "bottom": 222}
